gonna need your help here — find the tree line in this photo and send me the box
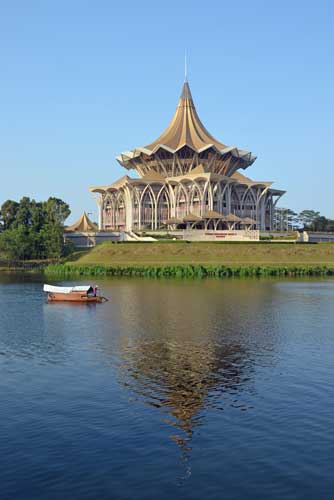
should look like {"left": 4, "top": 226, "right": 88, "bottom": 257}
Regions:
{"left": 274, "top": 209, "right": 334, "bottom": 232}
{"left": 0, "top": 197, "right": 71, "bottom": 261}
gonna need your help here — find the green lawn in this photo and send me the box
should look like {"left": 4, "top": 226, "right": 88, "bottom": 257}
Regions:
{"left": 69, "top": 241, "right": 334, "bottom": 267}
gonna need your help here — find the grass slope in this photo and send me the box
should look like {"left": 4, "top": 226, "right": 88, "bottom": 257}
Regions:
{"left": 69, "top": 241, "right": 334, "bottom": 267}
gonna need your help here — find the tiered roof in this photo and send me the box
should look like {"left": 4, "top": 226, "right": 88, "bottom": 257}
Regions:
{"left": 116, "top": 80, "right": 256, "bottom": 175}
{"left": 144, "top": 81, "right": 227, "bottom": 152}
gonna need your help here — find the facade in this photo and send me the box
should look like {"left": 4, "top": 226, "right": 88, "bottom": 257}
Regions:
{"left": 90, "top": 81, "right": 285, "bottom": 231}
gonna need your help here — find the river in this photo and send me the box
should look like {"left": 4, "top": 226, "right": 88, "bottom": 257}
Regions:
{"left": 0, "top": 274, "right": 334, "bottom": 499}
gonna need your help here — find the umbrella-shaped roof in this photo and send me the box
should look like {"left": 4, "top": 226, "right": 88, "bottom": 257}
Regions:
{"left": 183, "top": 213, "right": 203, "bottom": 222}
{"left": 116, "top": 80, "right": 257, "bottom": 176}
{"left": 144, "top": 81, "right": 227, "bottom": 153}
{"left": 65, "top": 212, "right": 97, "bottom": 232}
{"left": 240, "top": 217, "right": 257, "bottom": 225}
{"left": 225, "top": 213, "right": 242, "bottom": 222}
{"left": 164, "top": 217, "right": 184, "bottom": 225}
{"left": 202, "top": 210, "right": 225, "bottom": 219}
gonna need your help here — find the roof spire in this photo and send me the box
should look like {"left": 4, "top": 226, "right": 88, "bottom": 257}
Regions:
{"left": 184, "top": 49, "right": 188, "bottom": 82}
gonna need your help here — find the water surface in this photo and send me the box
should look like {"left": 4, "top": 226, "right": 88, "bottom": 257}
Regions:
{"left": 0, "top": 274, "right": 334, "bottom": 499}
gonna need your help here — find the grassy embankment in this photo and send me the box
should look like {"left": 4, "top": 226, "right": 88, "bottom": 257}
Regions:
{"left": 45, "top": 241, "right": 334, "bottom": 278}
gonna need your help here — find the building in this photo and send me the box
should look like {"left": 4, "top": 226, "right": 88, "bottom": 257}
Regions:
{"left": 90, "top": 80, "right": 285, "bottom": 232}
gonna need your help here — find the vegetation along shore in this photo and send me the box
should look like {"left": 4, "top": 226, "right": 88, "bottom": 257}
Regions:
{"left": 45, "top": 263, "right": 334, "bottom": 278}
{"left": 40, "top": 241, "right": 334, "bottom": 278}
{"left": 2, "top": 241, "right": 334, "bottom": 278}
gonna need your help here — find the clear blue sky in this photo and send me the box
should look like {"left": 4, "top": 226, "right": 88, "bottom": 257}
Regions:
{"left": 1, "top": 0, "right": 333, "bottom": 223}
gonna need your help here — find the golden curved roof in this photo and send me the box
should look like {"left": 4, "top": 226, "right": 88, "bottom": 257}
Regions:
{"left": 145, "top": 81, "right": 227, "bottom": 152}
{"left": 202, "top": 210, "right": 225, "bottom": 219}
{"left": 116, "top": 80, "right": 257, "bottom": 176}
{"left": 65, "top": 212, "right": 97, "bottom": 232}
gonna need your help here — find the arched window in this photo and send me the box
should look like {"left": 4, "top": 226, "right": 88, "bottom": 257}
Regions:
{"left": 140, "top": 188, "right": 154, "bottom": 229}
{"left": 103, "top": 194, "right": 116, "bottom": 229}
{"left": 115, "top": 192, "right": 126, "bottom": 229}
{"left": 175, "top": 184, "right": 188, "bottom": 219}
{"left": 221, "top": 183, "right": 229, "bottom": 213}
{"left": 189, "top": 184, "right": 202, "bottom": 216}
{"left": 132, "top": 189, "right": 141, "bottom": 230}
{"left": 212, "top": 183, "right": 222, "bottom": 213}
{"left": 203, "top": 186, "right": 211, "bottom": 212}
{"left": 230, "top": 188, "right": 241, "bottom": 215}
{"left": 157, "top": 188, "right": 170, "bottom": 228}
{"left": 241, "top": 189, "right": 256, "bottom": 218}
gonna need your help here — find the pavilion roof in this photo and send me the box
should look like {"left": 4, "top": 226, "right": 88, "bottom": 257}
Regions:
{"left": 202, "top": 210, "right": 225, "bottom": 219}
{"left": 65, "top": 212, "right": 97, "bottom": 232}
{"left": 240, "top": 217, "right": 257, "bottom": 225}
{"left": 183, "top": 213, "right": 203, "bottom": 222}
{"left": 164, "top": 217, "right": 184, "bottom": 225}
{"left": 225, "top": 213, "right": 242, "bottom": 222}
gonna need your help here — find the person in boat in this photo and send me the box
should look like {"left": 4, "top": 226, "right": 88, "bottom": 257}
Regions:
{"left": 93, "top": 285, "right": 98, "bottom": 297}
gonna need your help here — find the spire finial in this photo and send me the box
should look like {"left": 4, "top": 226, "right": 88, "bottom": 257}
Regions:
{"left": 184, "top": 49, "right": 188, "bottom": 82}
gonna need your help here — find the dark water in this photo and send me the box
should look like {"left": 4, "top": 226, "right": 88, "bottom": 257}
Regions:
{"left": 0, "top": 274, "right": 334, "bottom": 500}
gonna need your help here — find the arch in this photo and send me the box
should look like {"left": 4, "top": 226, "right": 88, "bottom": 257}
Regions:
{"left": 140, "top": 185, "right": 155, "bottom": 230}
{"left": 230, "top": 185, "right": 242, "bottom": 215}
{"left": 212, "top": 182, "right": 222, "bottom": 212}
{"left": 255, "top": 186, "right": 270, "bottom": 230}
{"left": 103, "top": 192, "right": 116, "bottom": 229}
{"left": 156, "top": 186, "right": 171, "bottom": 228}
{"left": 216, "top": 219, "right": 228, "bottom": 230}
{"left": 221, "top": 183, "right": 230, "bottom": 213}
{"left": 175, "top": 183, "right": 189, "bottom": 219}
{"left": 240, "top": 186, "right": 257, "bottom": 217}
{"left": 115, "top": 191, "right": 126, "bottom": 229}
{"left": 205, "top": 219, "right": 216, "bottom": 231}
{"left": 264, "top": 192, "right": 274, "bottom": 230}
{"left": 189, "top": 183, "right": 202, "bottom": 216}
{"left": 131, "top": 187, "right": 141, "bottom": 230}
{"left": 202, "top": 182, "right": 213, "bottom": 212}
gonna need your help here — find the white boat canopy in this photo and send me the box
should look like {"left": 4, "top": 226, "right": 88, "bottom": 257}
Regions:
{"left": 43, "top": 284, "right": 92, "bottom": 294}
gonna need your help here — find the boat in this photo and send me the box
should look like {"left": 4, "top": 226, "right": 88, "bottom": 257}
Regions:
{"left": 43, "top": 284, "right": 107, "bottom": 303}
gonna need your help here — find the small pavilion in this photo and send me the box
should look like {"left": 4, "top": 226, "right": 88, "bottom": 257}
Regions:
{"left": 65, "top": 212, "right": 98, "bottom": 233}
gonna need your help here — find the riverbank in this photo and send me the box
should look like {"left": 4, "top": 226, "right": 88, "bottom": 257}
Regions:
{"left": 65, "top": 241, "right": 334, "bottom": 266}
{"left": 3, "top": 242, "right": 334, "bottom": 278}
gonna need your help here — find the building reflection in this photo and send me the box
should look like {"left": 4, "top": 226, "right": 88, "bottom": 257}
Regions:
{"left": 98, "top": 279, "right": 277, "bottom": 468}
{"left": 118, "top": 337, "right": 250, "bottom": 455}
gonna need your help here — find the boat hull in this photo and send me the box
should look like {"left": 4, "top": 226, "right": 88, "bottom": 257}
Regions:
{"left": 47, "top": 292, "right": 104, "bottom": 303}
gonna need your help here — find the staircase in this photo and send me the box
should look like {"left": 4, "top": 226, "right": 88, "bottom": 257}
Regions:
{"left": 122, "top": 231, "right": 156, "bottom": 242}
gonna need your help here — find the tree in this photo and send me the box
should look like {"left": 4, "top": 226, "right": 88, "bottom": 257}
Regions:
{"left": 311, "top": 216, "right": 334, "bottom": 232}
{"left": 274, "top": 207, "right": 300, "bottom": 230}
{"left": 40, "top": 222, "right": 65, "bottom": 259}
{"left": 0, "top": 196, "right": 71, "bottom": 261}
{"left": 285, "top": 209, "right": 299, "bottom": 230}
{"left": 14, "top": 196, "right": 33, "bottom": 228}
{"left": 0, "top": 200, "right": 19, "bottom": 230}
{"left": 43, "top": 197, "right": 70, "bottom": 225}
{"left": 42, "top": 198, "right": 71, "bottom": 259}
{"left": 299, "top": 210, "right": 320, "bottom": 229}
{"left": 0, "top": 226, "right": 33, "bottom": 261}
